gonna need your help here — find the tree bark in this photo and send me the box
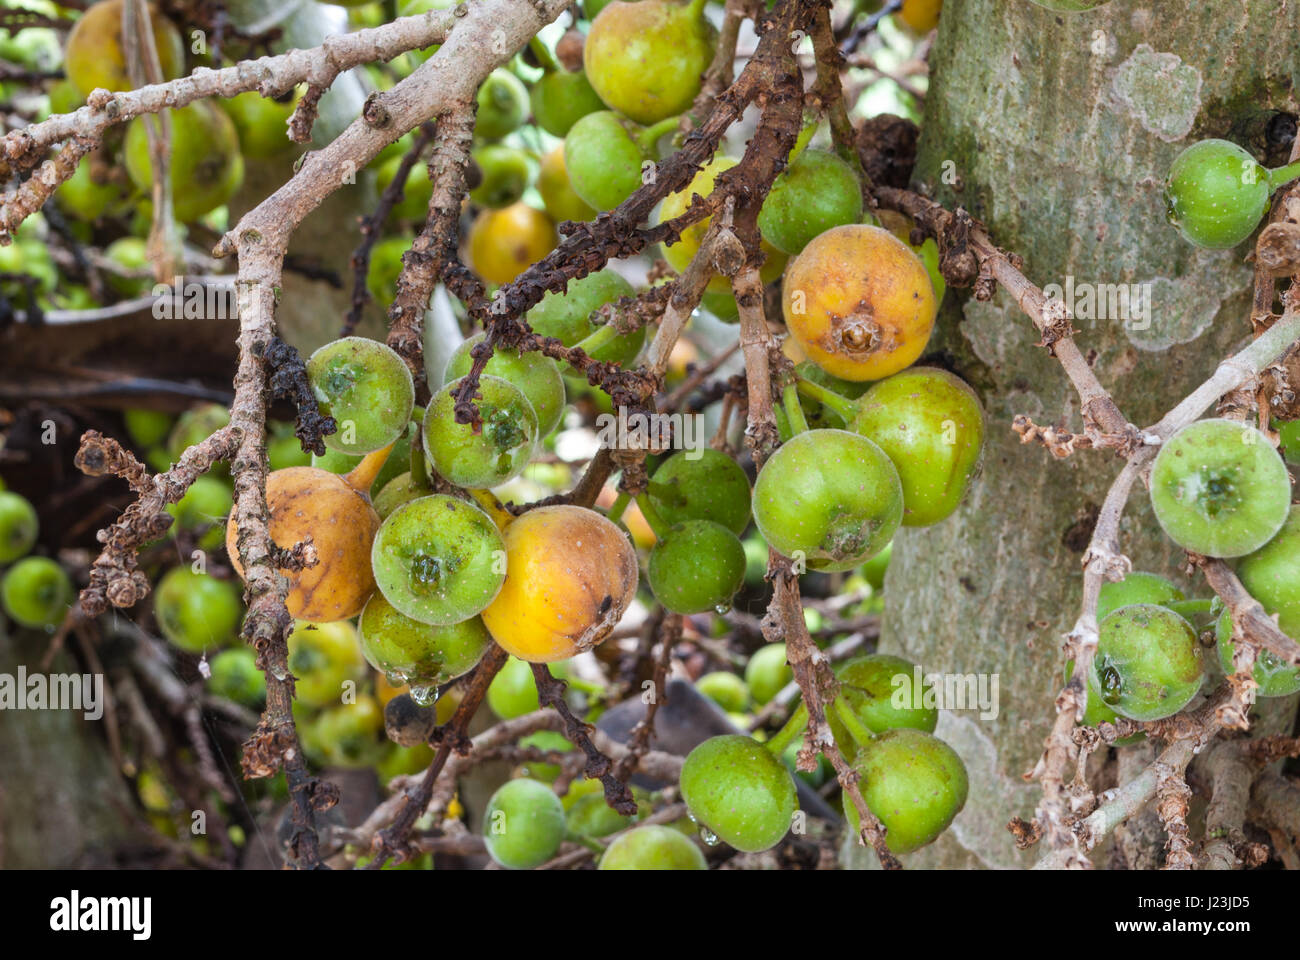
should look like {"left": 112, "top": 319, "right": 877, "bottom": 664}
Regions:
{"left": 846, "top": 0, "right": 1300, "bottom": 869}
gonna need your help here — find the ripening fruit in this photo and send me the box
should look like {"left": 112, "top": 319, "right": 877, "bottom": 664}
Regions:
{"left": 526, "top": 269, "right": 645, "bottom": 368}
{"left": 315, "top": 694, "right": 386, "bottom": 768}
{"left": 481, "top": 506, "right": 638, "bottom": 663}
{"left": 1092, "top": 604, "right": 1203, "bottom": 721}
{"left": 648, "top": 520, "right": 746, "bottom": 614}
{"left": 843, "top": 728, "right": 968, "bottom": 855}
{"left": 370, "top": 495, "right": 506, "bottom": 626}
{"left": 600, "top": 824, "right": 707, "bottom": 869}
{"left": 475, "top": 69, "right": 530, "bottom": 141}
{"left": 64, "top": 0, "right": 184, "bottom": 96}
{"left": 563, "top": 111, "right": 654, "bottom": 212}
{"left": 153, "top": 567, "right": 243, "bottom": 653}
{"left": 307, "top": 337, "right": 415, "bottom": 456}
{"left": 1, "top": 556, "right": 74, "bottom": 630}
{"left": 286, "top": 619, "right": 366, "bottom": 709}
{"left": 898, "top": 0, "right": 942, "bottom": 32}
{"left": 469, "top": 145, "right": 533, "bottom": 210}
{"left": 483, "top": 778, "right": 566, "bottom": 869}
{"left": 584, "top": 0, "right": 714, "bottom": 125}
{"left": 445, "top": 333, "right": 566, "bottom": 437}
{"left": 1215, "top": 610, "right": 1300, "bottom": 698}
{"left": 208, "top": 648, "right": 267, "bottom": 706}
{"left": 536, "top": 147, "right": 597, "bottom": 223}
{"left": 783, "top": 224, "right": 937, "bottom": 382}
{"left": 1164, "top": 139, "right": 1271, "bottom": 249}
{"left": 423, "top": 375, "right": 539, "bottom": 489}
{"left": 359, "top": 590, "right": 489, "bottom": 690}
{"left": 758, "top": 148, "right": 864, "bottom": 256}
{"left": 466, "top": 204, "right": 557, "bottom": 285}
{"left": 125, "top": 101, "right": 244, "bottom": 223}
{"left": 849, "top": 367, "right": 984, "bottom": 527}
{"left": 752, "top": 429, "right": 903, "bottom": 572}
{"left": 0, "top": 491, "right": 39, "bottom": 564}
{"left": 1148, "top": 419, "right": 1291, "bottom": 558}
{"left": 226, "top": 466, "right": 381, "bottom": 623}
{"left": 643, "top": 449, "right": 751, "bottom": 536}
{"left": 530, "top": 69, "right": 606, "bottom": 138}
{"left": 658, "top": 156, "right": 787, "bottom": 311}
{"left": 873, "top": 209, "right": 947, "bottom": 305}
{"left": 679, "top": 734, "right": 798, "bottom": 853}
{"left": 1096, "top": 571, "right": 1184, "bottom": 622}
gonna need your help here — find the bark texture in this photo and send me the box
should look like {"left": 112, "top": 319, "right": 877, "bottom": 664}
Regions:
{"left": 846, "top": 0, "right": 1300, "bottom": 869}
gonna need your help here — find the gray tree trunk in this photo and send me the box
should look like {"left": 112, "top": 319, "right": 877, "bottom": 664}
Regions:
{"left": 847, "top": 0, "right": 1300, "bottom": 869}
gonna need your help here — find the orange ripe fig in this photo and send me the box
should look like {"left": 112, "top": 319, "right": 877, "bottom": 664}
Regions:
{"left": 481, "top": 506, "right": 638, "bottom": 663}
{"left": 225, "top": 464, "right": 381, "bottom": 623}
{"left": 782, "top": 224, "right": 937, "bottom": 382}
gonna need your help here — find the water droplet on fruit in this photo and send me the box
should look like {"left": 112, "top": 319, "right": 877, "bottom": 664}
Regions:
{"left": 714, "top": 603, "right": 732, "bottom": 615}
{"left": 409, "top": 683, "right": 439, "bottom": 707}
{"left": 698, "top": 825, "right": 718, "bottom": 846}
{"left": 386, "top": 671, "right": 407, "bottom": 688}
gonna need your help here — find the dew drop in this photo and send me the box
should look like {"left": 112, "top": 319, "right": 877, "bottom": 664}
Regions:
{"left": 386, "top": 671, "right": 408, "bottom": 688}
{"left": 698, "top": 825, "right": 719, "bottom": 846}
{"left": 714, "top": 603, "right": 732, "bottom": 615}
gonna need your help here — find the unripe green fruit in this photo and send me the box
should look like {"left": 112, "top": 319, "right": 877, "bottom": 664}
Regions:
{"left": 125, "top": 101, "right": 244, "bottom": 223}
{"left": 222, "top": 89, "right": 298, "bottom": 159}
{"left": 1092, "top": 604, "right": 1202, "bottom": 721}
{"left": 165, "top": 475, "right": 232, "bottom": 551}
{"left": 567, "top": 791, "right": 634, "bottom": 839}
{"left": 208, "top": 648, "right": 267, "bottom": 706}
{"left": 366, "top": 236, "right": 408, "bottom": 308}
{"left": 370, "top": 495, "right": 506, "bottom": 626}
{"left": 758, "top": 149, "right": 864, "bottom": 256}
{"left": 375, "top": 156, "right": 432, "bottom": 222}
{"left": 475, "top": 69, "right": 529, "bottom": 141}
{"left": 648, "top": 519, "right": 746, "bottom": 614}
{"left": 744, "top": 643, "right": 792, "bottom": 706}
{"left": 308, "top": 337, "right": 416, "bottom": 456}
{"left": 153, "top": 567, "right": 243, "bottom": 653}
{"left": 834, "top": 653, "right": 938, "bottom": 737}
{"left": 445, "top": 333, "right": 566, "bottom": 437}
{"left": 1149, "top": 419, "right": 1291, "bottom": 558}
{"left": 483, "top": 778, "right": 566, "bottom": 869}
{"left": 487, "top": 655, "right": 568, "bottom": 719}
{"left": 696, "top": 671, "right": 750, "bottom": 713}
{"left": 1236, "top": 504, "right": 1300, "bottom": 640}
{"left": 469, "top": 145, "right": 533, "bottom": 210}
{"left": 373, "top": 472, "right": 425, "bottom": 520}
{"left": 123, "top": 409, "right": 174, "bottom": 449}
{"left": 526, "top": 269, "right": 645, "bottom": 367}
{"left": 2, "top": 556, "right": 73, "bottom": 629}
{"left": 563, "top": 111, "right": 654, "bottom": 212}
{"left": 599, "top": 824, "right": 706, "bottom": 869}
{"left": 1164, "top": 139, "right": 1270, "bottom": 249}
{"left": 753, "top": 429, "right": 903, "bottom": 572}
{"left": 530, "top": 69, "right": 606, "bottom": 137}
{"left": 584, "top": 0, "right": 714, "bottom": 125}
{"left": 0, "top": 491, "right": 39, "bottom": 564}
{"left": 842, "top": 728, "right": 968, "bottom": 855}
{"left": 860, "top": 540, "right": 891, "bottom": 591}
{"left": 423, "top": 375, "right": 539, "bottom": 488}
{"left": 679, "top": 734, "right": 798, "bottom": 853}
{"left": 169, "top": 404, "right": 230, "bottom": 463}
{"left": 1096, "top": 571, "right": 1184, "bottom": 623}
{"left": 849, "top": 367, "right": 985, "bottom": 527}
{"left": 359, "top": 590, "right": 490, "bottom": 690}
{"left": 1215, "top": 609, "right": 1300, "bottom": 698}
{"left": 644, "top": 449, "right": 751, "bottom": 536}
